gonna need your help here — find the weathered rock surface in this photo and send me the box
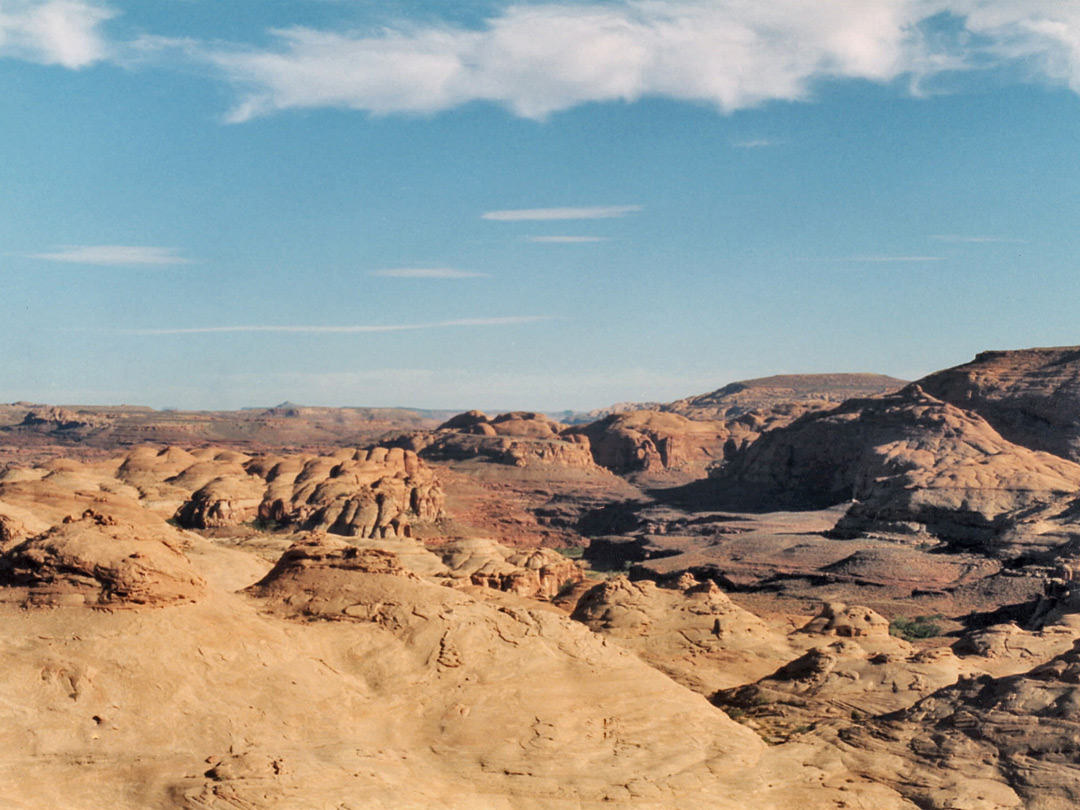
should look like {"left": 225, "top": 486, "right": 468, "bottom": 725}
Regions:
{"left": 571, "top": 573, "right": 793, "bottom": 692}
{"left": 388, "top": 410, "right": 598, "bottom": 469}
{"left": 566, "top": 410, "right": 729, "bottom": 476}
{"left": 174, "top": 474, "right": 267, "bottom": 529}
{"left": 433, "top": 536, "right": 584, "bottom": 598}
{"left": 254, "top": 446, "right": 444, "bottom": 538}
{"left": 713, "top": 602, "right": 964, "bottom": 742}
{"left": 845, "top": 637, "right": 1080, "bottom": 809}
{"left": 713, "top": 385, "right": 1080, "bottom": 552}
{"left": 919, "top": 346, "right": 1080, "bottom": 463}
{"left": 798, "top": 602, "right": 892, "bottom": 638}
{"left": 0, "top": 510, "right": 205, "bottom": 607}
{"left": 18, "top": 407, "right": 110, "bottom": 432}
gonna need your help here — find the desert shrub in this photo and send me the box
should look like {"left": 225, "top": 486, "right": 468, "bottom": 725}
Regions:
{"left": 889, "top": 614, "right": 942, "bottom": 641}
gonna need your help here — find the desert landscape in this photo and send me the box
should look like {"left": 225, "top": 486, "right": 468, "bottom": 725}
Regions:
{"left": 6, "top": 1, "right": 1080, "bottom": 807}
{"left": 1, "top": 347, "right": 1080, "bottom": 808}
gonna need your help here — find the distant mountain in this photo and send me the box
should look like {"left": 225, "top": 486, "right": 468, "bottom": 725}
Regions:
{"left": 663, "top": 373, "right": 908, "bottom": 421}
{"left": 559, "top": 373, "right": 908, "bottom": 425}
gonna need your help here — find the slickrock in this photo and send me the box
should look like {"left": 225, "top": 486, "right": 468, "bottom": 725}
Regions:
{"left": 143, "top": 445, "right": 449, "bottom": 538}
{"left": 565, "top": 410, "right": 729, "bottom": 476}
{"left": 174, "top": 474, "right": 267, "bottom": 529}
{"left": 843, "top": 637, "right": 1080, "bottom": 809}
{"left": 433, "top": 536, "right": 584, "bottom": 598}
{"left": 918, "top": 346, "right": 1080, "bottom": 462}
{"left": 714, "top": 384, "right": 1080, "bottom": 551}
{"left": 388, "top": 410, "right": 598, "bottom": 469}
{"left": 18, "top": 406, "right": 110, "bottom": 432}
{"left": 0, "top": 510, "right": 205, "bottom": 607}
{"left": 798, "top": 602, "right": 892, "bottom": 638}
{"left": 713, "top": 603, "right": 964, "bottom": 741}
{"left": 257, "top": 446, "right": 443, "bottom": 538}
{"left": 571, "top": 573, "right": 793, "bottom": 692}
{"left": 235, "top": 535, "right": 850, "bottom": 809}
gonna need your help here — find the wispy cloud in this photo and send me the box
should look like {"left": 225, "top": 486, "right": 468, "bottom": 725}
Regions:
{"left": 834, "top": 255, "right": 944, "bottom": 262}
{"left": 369, "top": 267, "right": 488, "bottom": 278}
{"left": 115, "top": 315, "right": 554, "bottom": 336}
{"left": 929, "top": 234, "right": 1028, "bottom": 244}
{"left": 29, "top": 245, "right": 192, "bottom": 266}
{"left": 0, "top": 0, "right": 113, "bottom": 68}
{"left": 483, "top": 205, "right": 641, "bottom": 221}
{"left": 526, "top": 235, "right": 610, "bottom": 243}
{"left": 732, "top": 138, "right": 784, "bottom": 148}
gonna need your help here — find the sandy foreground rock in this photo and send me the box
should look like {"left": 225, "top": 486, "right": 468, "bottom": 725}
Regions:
{"left": 0, "top": 527, "right": 914, "bottom": 810}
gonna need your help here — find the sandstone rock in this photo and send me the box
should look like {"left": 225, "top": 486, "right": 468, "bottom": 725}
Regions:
{"left": 919, "top": 346, "right": 1080, "bottom": 462}
{"left": 18, "top": 407, "right": 109, "bottom": 432}
{"left": 799, "top": 602, "right": 891, "bottom": 638}
{"left": 0, "top": 510, "right": 205, "bottom": 607}
{"left": 174, "top": 474, "right": 267, "bottom": 529}
{"left": 431, "top": 537, "right": 584, "bottom": 598}
{"left": 714, "top": 385, "right": 1080, "bottom": 551}
{"left": 571, "top": 574, "right": 790, "bottom": 693}
{"left": 565, "top": 410, "right": 729, "bottom": 475}
{"left": 847, "top": 638, "right": 1080, "bottom": 809}
{"left": 388, "top": 411, "right": 597, "bottom": 469}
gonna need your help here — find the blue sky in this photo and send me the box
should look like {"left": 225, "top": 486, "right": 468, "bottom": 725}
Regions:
{"left": 2, "top": 0, "right": 1079, "bottom": 411}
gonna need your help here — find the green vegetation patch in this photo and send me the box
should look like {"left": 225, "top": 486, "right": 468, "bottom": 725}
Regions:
{"left": 889, "top": 614, "right": 943, "bottom": 641}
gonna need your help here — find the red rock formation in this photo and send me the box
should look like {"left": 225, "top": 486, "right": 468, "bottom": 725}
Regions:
{"left": 918, "top": 346, "right": 1080, "bottom": 462}
{"left": 714, "top": 385, "right": 1080, "bottom": 550}
{"left": 566, "top": 410, "right": 728, "bottom": 474}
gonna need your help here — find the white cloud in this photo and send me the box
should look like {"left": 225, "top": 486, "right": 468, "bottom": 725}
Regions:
{"left": 369, "top": 267, "right": 488, "bottom": 278}
{"left": 0, "top": 0, "right": 113, "bottom": 68}
{"left": 10, "top": 2, "right": 1080, "bottom": 120}
{"left": 30, "top": 245, "right": 192, "bottom": 265}
{"left": 116, "top": 315, "right": 554, "bottom": 336}
{"left": 526, "top": 235, "right": 611, "bottom": 243}
{"left": 483, "top": 204, "right": 641, "bottom": 221}
{"left": 956, "top": 0, "right": 1080, "bottom": 93}
{"left": 206, "top": 0, "right": 945, "bottom": 121}
{"left": 732, "top": 138, "right": 784, "bottom": 148}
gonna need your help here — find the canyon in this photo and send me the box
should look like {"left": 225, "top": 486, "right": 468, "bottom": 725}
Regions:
{"left": 3, "top": 348, "right": 1080, "bottom": 808}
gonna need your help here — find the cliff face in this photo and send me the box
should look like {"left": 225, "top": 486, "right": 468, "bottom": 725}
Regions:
{"left": 712, "top": 385, "right": 1080, "bottom": 550}
{"left": 566, "top": 410, "right": 730, "bottom": 475}
{"left": 918, "top": 346, "right": 1080, "bottom": 463}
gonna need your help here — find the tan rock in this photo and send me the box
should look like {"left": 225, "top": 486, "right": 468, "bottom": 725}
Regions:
{"left": 0, "top": 510, "right": 205, "bottom": 607}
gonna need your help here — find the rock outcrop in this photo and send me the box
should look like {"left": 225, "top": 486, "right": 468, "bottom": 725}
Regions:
{"left": 434, "top": 537, "right": 584, "bottom": 598}
{"left": 919, "top": 346, "right": 1080, "bottom": 463}
{"left": 846, "top": 638, "right": 1080, "bottom": 809}
{"left": 798, "top": 602, "right": 892, "bottom": 638}
{"left": 387, "top": 410, "right": 597, "bottom": 469}
{"left": 571, "top": 574, "right": 790, "bottom": 693}
{"left": 174, "top": 474, "right": 266, "bottom": 529}
{"left": 566, "top": 410, "right": 729, "bottom": 475}
{"left": 713, "top": 385, "right": 1080, "bottom": 551}
{"left": 0, "top": 510, "right": 205, "bottom": 607}
{"left": 255, "top": 447, "right": 444, "bottom": 538}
